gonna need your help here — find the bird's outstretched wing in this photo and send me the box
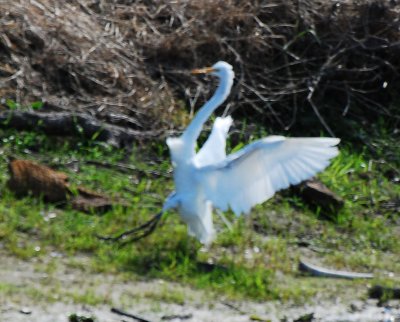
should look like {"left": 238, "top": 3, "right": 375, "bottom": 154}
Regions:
{"left": 193, "top": 116, "right": 232, "bottom": 167}
{"left": 197, "top": 136, "right": 340, "bottom": 215}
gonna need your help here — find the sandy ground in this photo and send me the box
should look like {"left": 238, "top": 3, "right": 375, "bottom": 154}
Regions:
{"left": 0, "top": 252, "right": 399, "bottom": 322}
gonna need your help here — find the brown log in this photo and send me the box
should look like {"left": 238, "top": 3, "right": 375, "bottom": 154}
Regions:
{"left": 292, "top": 178, "right": 344, "bottom": 217}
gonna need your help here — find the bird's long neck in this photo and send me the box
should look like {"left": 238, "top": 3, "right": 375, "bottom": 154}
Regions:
{"left": 182, "top": 73, "right": 233, "bottom": 154}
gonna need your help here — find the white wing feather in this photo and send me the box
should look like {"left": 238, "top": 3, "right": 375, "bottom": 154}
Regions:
{"left": 198, "top": 136, "right": 340, "bottom": 215}
{"left": 193, "top": 116, "right": 232, "bottom": 167}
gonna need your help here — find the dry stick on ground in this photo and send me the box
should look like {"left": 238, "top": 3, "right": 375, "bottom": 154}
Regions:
{"left": 161, "top": 313, "right": 193, "bottom": 321}
{"left": 111, "top": 307, "right": 152, "bottom": 322}
{"left": 222, "top": 301, "right": 271, "bottom": 321}
{"left": 221, "top": 302, "right": 247, "bottom": 315}
{"left": 298, "top": 259, "right": 374, "bottom": 279}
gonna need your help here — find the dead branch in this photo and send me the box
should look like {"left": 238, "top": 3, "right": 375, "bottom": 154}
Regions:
{"left": 111, "top": 307, "right": 152, "bottom": 322}
{"left": 299, "top": 259, "right": 374, "bottom": 279}
{"left": 0, "top": 111, "right": 160, "bottom": 147}
{"left": 62, "top": 159, "right": 168, "bottom": 177}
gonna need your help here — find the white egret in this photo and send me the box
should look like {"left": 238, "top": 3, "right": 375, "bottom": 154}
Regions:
{"left": 163, "top": 61, "right": 340, "bottom": 245}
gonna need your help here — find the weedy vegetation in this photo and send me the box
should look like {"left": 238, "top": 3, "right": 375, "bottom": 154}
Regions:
{"left": 0, "top": 0, "right": 399, "bottom": 306}
{"left": 0, "top": 124, "right": 398, "bottom": 302}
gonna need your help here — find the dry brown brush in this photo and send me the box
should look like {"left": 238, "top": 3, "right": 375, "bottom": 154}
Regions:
{"left": 0, "top": 0, "right": 399, "bottom": 142}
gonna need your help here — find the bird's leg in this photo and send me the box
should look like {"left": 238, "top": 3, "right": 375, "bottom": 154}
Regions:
{"left": 216, "top": 209, "right": 233, "bottom": 230}
{"left": 96, "top": 211, "right": 163, "bottom": 244}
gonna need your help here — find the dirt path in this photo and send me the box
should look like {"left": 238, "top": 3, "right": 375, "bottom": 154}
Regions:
{"left": 0, "top": 252, "right": 398, "bottom": 322}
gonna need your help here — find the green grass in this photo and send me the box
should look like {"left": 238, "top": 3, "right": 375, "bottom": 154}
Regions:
{"left": 0, "top": 127, "right": 399, "bottom": 302}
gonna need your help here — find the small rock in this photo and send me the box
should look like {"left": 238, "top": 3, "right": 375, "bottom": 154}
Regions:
{"left": 19, "top": 307, "right": 32, "bottom": 315}
{"left": 68, "top": 313, "right": 97, "bottom": 322}
{"left": 349, "top": 301, "right": 362, "bottom": 312}
{"left": 293, "top": 312, "right": 314, "bottom": 322}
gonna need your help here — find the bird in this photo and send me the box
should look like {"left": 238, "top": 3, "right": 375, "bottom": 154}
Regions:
{"left": 162, "top": 61, "right": 340, "bottom": 245}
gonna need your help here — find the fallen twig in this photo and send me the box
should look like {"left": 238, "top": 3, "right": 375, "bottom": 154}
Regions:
{"left": 222, "top": 302, "right": 270, "bottom": 322}
{"left": 62, "top": 159, "right": 168, "bottom": 177}
{"left": 111, "top": 307, "right": 152, "bottom": 322}
{"left": 221, "top": 302, "right": 247, "bottom": 315}
{"left": 161, "top": 313, "right": 193, "bottom": 320}
{"left": 299, "top": 259, "right": 374, "bottom": 279}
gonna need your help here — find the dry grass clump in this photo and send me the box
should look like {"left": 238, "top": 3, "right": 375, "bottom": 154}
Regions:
{"left": 0, "top": 0, "right": 399, "bottom": 139}
{"left": 0, "top": 0, "right": 177, "bottom": 135}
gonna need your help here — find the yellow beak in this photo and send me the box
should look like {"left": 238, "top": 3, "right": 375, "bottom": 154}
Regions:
{"left": 191, "top": 67, "right": 215, "bottom": 75}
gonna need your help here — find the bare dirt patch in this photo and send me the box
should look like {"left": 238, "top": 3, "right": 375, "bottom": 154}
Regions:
{"left": 0, "top": 252, "right": 399, "bottom": 322}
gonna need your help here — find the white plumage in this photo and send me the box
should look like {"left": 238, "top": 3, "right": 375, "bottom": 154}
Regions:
{"left": 193, "top": 116, "right": 232, "bottom": 167}
{"left": 163, "top": 61, "right": 340, "bottom": 244}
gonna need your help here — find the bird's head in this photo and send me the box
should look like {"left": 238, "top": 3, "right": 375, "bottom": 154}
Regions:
{"left": 191, "top": 61, "right": 234, "bottom": 84}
